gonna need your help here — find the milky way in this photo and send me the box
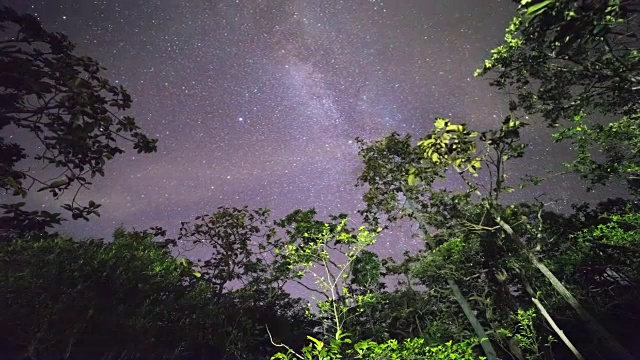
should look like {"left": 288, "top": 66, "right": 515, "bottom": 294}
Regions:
{"left": 6, "top": 0, "right": 622, "bottom": 262}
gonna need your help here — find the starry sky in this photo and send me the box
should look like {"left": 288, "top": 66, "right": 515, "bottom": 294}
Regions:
{"left": 4, "top": 0, "right": 625, "bottom": 260}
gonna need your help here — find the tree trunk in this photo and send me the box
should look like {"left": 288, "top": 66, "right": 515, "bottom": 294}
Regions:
{"left": 494, "top": 214, "right": 634, "bottom": 360}
{"left": 447, "top": 279, "right": 498, "bottom": 360}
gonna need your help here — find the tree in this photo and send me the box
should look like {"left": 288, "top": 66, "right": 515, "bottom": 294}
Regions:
{"left": 0, "top": 229, "right": 204, "bottom": 359}
{"left": 268, "top": 211, "right": 483, "bottom": 360}
{"left": 158, "top": 206, "right": 317, "bottom": 358}
{"left": 272, "top": 209, "right": 379, "bottom": 339}
{"left": 355, "top": 127, "right": 498, "bottom": 360}
{"left": 475, "top": 0, "right": 640, "bottom": 192}
{"left": 0, "top": 227, "right": 313, "bottom": 360}
{"left": 0, "top": 6, "right": 158, "bottom": 240}
{"left": 343, "top": 248, "right": 494, "bottom": 347}
{"left": 356, "top": 117, "right": 631, "bottom": 359}
{"left": 533, "top": 201, "right": 640, "bottom": 357}
{"left": 165, "top": 206, "right": 289, "bottom": 297}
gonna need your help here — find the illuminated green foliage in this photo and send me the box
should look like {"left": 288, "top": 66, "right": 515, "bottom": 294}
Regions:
{"left": 270, "top": 211, "right": 485, "bottom": 360}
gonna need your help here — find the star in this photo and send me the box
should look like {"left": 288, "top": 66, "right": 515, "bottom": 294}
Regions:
{"left": 5, "top": 0, "right": 618, "bottom": 300}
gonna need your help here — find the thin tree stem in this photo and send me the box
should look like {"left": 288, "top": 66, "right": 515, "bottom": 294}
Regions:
{"left": 493, "top": 214, "right": 634, "bottom": 360}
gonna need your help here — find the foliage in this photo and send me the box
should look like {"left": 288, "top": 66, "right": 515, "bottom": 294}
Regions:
{"left": 0, "top": 229, "right": 197, "bottom": 358}
{"left": 273, "top": 210, "right": 379, "bottom": 337}
{"left": 343, "top": 287, "right": 469, "bottom": 344}
{"left": 354, "top": 115, "right": 640, "bottom": 358}
{"left": 476, "top": 0, "right": 640, "bottom": 191}
{"left": 271, "top": 334, "right": 482, "bottom": 360}
{"left": 0, "top": 228, "right": 311, "bottom": 359}
{"left": 356, "top": 115, "right": 528, "bottom": 232}
{"left": 540, "top": 205, "right": 640, "bottom": 325}
{"left": 269, "top": 213, "right": 484, "bottom": 360}
{"left": 586, "top": 210, "right": 640, "bottom": 247}
{"left": 0, "top": 6, "right": 157, "bottom": 240}
{"left": 349, "top": 250, "right": 383, "bottom": 291}
{"left": 165, "top": 206, "right": 290, "bottom": 295}
{"left": 497, "top": 308, "right": 555, "bottom": 360}
{"left": 357, "top": 118, "right": 529, "bottom": 314}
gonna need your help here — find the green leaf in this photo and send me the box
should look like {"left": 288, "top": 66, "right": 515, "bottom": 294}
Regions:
{"left": 470, "top": 159, "right": 482, "bottom": 171}
{"left": 407, "top": 167, "right": 421, "bottom": 186}
{"left": 434, "top": 118, "right": 449, "bottom": 129}
{"left": 307, "top": 336, "right": 324, "bottom": 350}
{"left": 446, "top": 124, "right": 464, "bottom": 133}
{"left": 525, "top": 0, "right": 552, "bottom": 16}
{"left": 408, "top": 173, "right": 416, "bottom": 185}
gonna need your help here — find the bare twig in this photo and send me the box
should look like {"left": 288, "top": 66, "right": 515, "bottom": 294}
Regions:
{"left": 266, "top": 325, "right": 303, "bottom": 359}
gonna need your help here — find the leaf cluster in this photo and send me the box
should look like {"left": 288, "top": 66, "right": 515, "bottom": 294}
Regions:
{"left": 0, "top": 6, "right": 157, "bottom": 239}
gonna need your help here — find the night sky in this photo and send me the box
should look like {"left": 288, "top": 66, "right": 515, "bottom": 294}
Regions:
{"left": 4, "top": 0, "right": 625, "bottom": 261}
